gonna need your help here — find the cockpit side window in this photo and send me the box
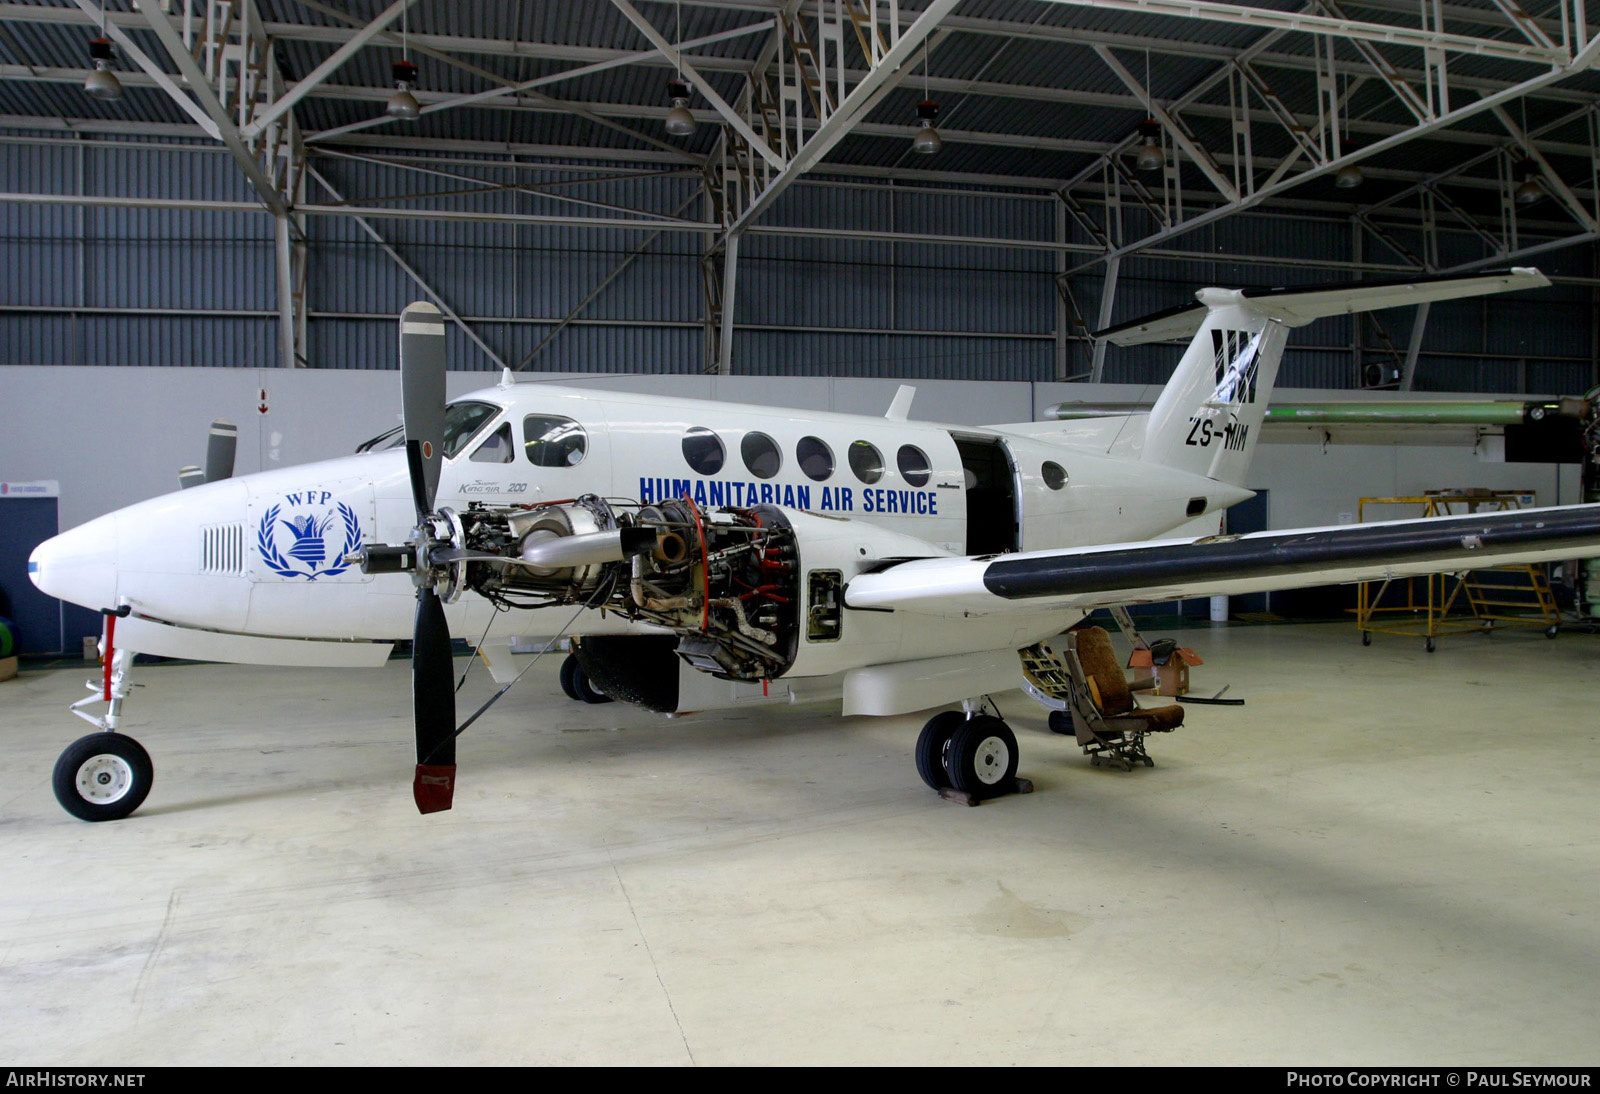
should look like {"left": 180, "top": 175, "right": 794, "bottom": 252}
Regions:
{"left": 441, "top": 401, "right": 500, "bottom": 459}
{"left": 469, "top": 422, "right": 514, "bottom": 464}
{"left": 523, "top": 415, "right": 588, "bottom": 467}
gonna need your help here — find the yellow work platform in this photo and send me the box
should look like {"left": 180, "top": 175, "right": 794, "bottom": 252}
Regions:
{"left": 1355, "top": 491, "right": 1560, "bottom": 652}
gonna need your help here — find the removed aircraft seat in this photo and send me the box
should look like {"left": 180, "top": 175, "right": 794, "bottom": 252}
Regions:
{"left": 1060, "top": 625, "right": 1183, "bottom": 769}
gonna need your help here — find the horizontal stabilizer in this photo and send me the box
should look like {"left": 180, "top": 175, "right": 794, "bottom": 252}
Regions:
{"left": 845, "top": 503, "right": 1600, "bottom": 616}
{"left": 1097, "top": 268, "right": 1549, "bottom": 346}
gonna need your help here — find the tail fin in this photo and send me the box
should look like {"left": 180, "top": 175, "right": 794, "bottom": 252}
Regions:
{"left": 1095, "top": 268, "right": 1551, "bottom": 487}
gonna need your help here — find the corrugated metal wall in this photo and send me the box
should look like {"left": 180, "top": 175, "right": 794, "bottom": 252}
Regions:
{"left": 3, "top": 139, "right": 1595, "bottom": 392}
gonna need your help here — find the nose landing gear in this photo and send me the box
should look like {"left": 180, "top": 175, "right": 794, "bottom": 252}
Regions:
{"left": 52, "top": 605, "right": 154, "bottom": 822}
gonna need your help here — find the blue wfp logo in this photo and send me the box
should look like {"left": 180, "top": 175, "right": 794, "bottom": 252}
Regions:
{"left": 256, "top": 492, "right": 363, "bottom": 581}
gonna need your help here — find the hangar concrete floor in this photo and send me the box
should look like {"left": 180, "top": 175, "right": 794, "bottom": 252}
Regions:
{"left": 1, "top": 621, "right": 1596, "bottom": 1066}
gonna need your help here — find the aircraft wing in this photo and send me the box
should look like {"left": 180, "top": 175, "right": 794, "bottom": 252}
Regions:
{"left": 844, "top": 503, "right": 1600, "bottom": 617}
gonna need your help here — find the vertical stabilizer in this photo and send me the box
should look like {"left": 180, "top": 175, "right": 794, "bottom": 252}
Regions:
{"left": 1096, "top": 269, "right": 1551, "bottom": 488}
{"left": 1139, "top": 300, "right": 1287, "bottom": 487}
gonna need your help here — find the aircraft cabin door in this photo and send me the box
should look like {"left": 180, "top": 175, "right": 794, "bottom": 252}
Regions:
{"left": 950, "top": 434, "right": 1020, "bottom": 555}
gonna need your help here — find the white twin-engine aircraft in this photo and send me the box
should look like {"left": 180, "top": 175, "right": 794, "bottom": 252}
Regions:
{"left": 30, "top": 266, "right": 1600, "bottom": 821}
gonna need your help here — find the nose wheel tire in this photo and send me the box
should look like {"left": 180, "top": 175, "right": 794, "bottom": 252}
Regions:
{"left": 52, "top": 733, "right": 153, "bottom": 822}
{"left": 946, "top": 715, "right": 1019, "bottom": 800}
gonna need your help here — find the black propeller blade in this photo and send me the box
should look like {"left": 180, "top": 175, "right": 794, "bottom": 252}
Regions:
{"left": 411, "top": 585, "right": 457, "bottom": 814}
{"left": 398, "top": 300, "right": 455, "bottom": 813}
{"left": 400, "top": 302, "right": 447, "bottom": 521}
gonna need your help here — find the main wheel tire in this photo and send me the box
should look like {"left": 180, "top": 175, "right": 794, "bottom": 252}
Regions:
{"left": 53, "top": 733, "right": 153, "bottom": 822}
{"left": 571, "top": 663, "right": 614, "bottom": 704}
{"left": 558, "top": 653, "right": 581, "bottom": 701}
{"left": 915, "top": 711, "right": 967, "bottom": 791}
{"left": 946, "top": 715, "right": 1019, "bottom": 800}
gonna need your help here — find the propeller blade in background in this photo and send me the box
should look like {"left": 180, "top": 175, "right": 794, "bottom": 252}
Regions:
{"left": 411, "top": 585, "right": 457, "bottom": 814}
{"left": 205, "top": 419, "right": 238, "bottom": 483}
{"left": 399, "top": 301, "right": 448, "bottom": 520}
{"left": 177, "top": 465, "right": 205, "bottom": 490}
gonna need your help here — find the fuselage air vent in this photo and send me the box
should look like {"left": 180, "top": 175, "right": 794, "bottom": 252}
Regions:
{"left": 200, "top": 523, "right": 246, "bottom": 575}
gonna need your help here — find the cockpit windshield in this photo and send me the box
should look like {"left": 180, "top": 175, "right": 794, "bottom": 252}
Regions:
{"left": 355, "top": 400, "right": 502, "bottom": 457}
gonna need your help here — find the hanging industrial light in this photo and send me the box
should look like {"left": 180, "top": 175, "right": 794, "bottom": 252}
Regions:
{"left": 1334, "top": 140, "right": 1364, "bottom": 189}
{"left": 84, "top": 2, "right": 121, "bottom": 103}
{"left": 907, "top": 37, "right": 941, "bottom": 155}
{"left": 664, "top": 78, "right": 696, "bottom": 137}
{"left": 912, "top": 100, "right": 942, "bottom": 154}
{"left": 1514, "top": 159, "right": 1544, "bottom": 206}
{"left": 387, "top": 60, "right": 421, "bottom": 120}
{"left": 386, "top": 3, "right": 420, "bottom": 121}
{"left": 84, "top": 36, "right": 123, "bottom": 101}
{"left": 1134, "top": 120, "right": 1163, "bottom": 172}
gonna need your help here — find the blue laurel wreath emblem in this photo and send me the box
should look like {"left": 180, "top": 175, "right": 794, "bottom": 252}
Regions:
{"left": 256, "top": 501, "right": 363, "bottom": 581}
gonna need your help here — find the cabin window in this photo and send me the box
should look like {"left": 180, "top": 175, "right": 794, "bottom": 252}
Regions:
{"left": 741, "top": 431, "right": 782, "bottom": 479}
{"left": 470, "top": 422, "right": 515, "bottom": 464}
{"left": 1042, "top": 461, "right": 1067, "bottom": 490}
{"left": 797, "top": 436, "right": 834, "bottom": 481}
{"left": 441, "top": 401, "right": 499, "bottom": 458}
{"left": 682, "top": 427, "right": 726, "bottom": 475}
{"left": 523, "top": 415, "right": 587, "bottom": 467}
{"left": 848, "top": 441, "right": 884, "bottom": 484}
{"left": 897, "top": 444, "right": 931, "bottom": 487}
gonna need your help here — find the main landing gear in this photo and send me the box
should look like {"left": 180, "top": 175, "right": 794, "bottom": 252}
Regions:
{"left": 53, "top": 609, "right": 154, "bottom": 821}
{"left": 915, "top": 702, "right": 1031, "bottom": 805}
{"left": 559, "top": 652, "right": 613, "bottom": 705}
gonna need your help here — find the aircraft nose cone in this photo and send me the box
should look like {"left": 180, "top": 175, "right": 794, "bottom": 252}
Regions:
{"left": 28, "top": 514, "right": 119, "bottom": 611}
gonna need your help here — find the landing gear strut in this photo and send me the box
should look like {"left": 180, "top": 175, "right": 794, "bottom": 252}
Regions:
{"left": 54, "top": 607, "right": 154, "bottom": 821}
{"left": 914, "top": 702, "right": 1030, "bottom": 805}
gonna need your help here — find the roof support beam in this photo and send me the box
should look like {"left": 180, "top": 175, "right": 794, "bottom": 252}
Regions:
{"left": 307, "top": 166, "right": 506, "bottom": 370}
{"left": 723, "top": 0, "right": 962, "bottom": 238}
{"left": 67, "top": 0, "right": 218, "bottom": 138}
{"left": 135, "top": 3, "right": 286, "bottom": 215}
{"left": 304, "top": 20, "right": 772, "bottom": 148}
{"left": 1491, "top": 103, "right": 1599, "bottom": 233}
{"left": 1033, "top": 0, "right": 1566, "bottom": 64}
{"left": 609, "top": 0, "right": 782, "bottom": 170}
{"left": 1094, "top": 45, "right": 1239, "bottom": 202}
{"left": 242, "top": 0, "right": 419, "bottom": 140}
{"left": 1066, "top": 31, "right": 1600, "bottom": 275}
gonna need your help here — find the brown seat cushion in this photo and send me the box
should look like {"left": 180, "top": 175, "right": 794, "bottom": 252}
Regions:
{"left": 1073, "top": 626, "right": 1185, "bottom": 733}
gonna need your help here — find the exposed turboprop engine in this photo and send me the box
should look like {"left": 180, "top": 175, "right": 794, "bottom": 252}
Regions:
{"left": 449, "top": 496, "right": 805, "bottom": 684}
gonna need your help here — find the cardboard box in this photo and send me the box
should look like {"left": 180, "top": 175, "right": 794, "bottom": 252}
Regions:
{"left": 0, "top": 656, "right": 16, "bottom": 683}
{"left": 1128, "top": 646, "right": 1202, "bottom": 696}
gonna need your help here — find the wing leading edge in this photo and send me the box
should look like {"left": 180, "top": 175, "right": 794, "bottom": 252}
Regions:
{"left": 844, "top": 503, "right": 1600, "bottom": 616}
